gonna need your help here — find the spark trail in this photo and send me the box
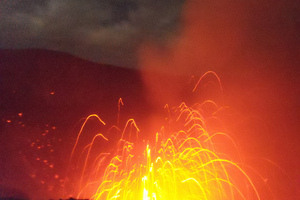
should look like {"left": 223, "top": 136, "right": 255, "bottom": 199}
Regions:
{"left": 69, "top": 73, "right": 261, "bottom": 200}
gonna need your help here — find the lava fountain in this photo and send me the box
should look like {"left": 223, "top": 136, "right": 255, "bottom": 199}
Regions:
{"left": 66, "top": 72, "right": 262, "bottom": 200}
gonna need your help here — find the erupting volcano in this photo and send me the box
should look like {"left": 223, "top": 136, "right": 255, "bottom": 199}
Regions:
{"left": 0, "top": 0, "right": 298, "bottom": 199}
{"left": 68, "top": 73, "right": 261, "bottom": 200}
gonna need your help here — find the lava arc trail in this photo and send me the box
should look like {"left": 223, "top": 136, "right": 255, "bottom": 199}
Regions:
{"left": 69, "top": 73, "right": 261, "bottom": 200}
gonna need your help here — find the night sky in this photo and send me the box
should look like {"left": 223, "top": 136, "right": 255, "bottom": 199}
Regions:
{"left": 0, "top": 0, "right": 184, "bottom": 68}
{"left": 1, "top": 0, "right": 298, "bottom": 71}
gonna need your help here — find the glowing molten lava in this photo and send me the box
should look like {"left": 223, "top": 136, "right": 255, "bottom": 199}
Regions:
{"left": 70, "top": 74, "right": 260, "bottom": 200}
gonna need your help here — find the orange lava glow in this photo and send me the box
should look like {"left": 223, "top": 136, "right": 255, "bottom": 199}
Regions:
{"left": 68, "top": 73, "right": 262, "bottom": 200}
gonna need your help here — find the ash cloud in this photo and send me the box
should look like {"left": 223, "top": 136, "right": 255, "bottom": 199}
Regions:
{"left": 139, "top": 0, "right": 299, "bottom": 75}
{"left": 139, "top": 0, "right": 299, "bottom": 107}
{"left": 0, "top": 0, "right": 184, "bottom": 68}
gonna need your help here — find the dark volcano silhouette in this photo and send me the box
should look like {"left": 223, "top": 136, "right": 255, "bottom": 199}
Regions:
{"left": 0, "top": 49, "right": 298, "bottom": 199}
{"left": 0, "top": 49, "right": 149, "bottom": 125}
